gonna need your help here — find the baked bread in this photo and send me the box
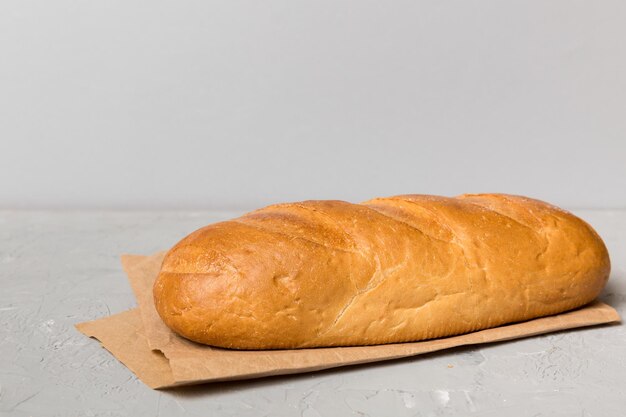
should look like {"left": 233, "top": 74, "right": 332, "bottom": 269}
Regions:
{"left": 153, "top": 193, "right": 610, "bottom": 349}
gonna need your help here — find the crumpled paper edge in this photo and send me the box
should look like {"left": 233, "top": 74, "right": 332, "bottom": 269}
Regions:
{"left": 75, "top": 253, "right": 621, "bottom": 389}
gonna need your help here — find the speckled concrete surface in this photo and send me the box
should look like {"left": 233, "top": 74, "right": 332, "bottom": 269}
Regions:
{"left": 1, "top": 209, "right": 624, "bottom": 417}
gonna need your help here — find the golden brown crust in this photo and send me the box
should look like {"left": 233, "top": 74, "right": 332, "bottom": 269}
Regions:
{"left": 153, "top": 194, "right": 610, "bottom": 349}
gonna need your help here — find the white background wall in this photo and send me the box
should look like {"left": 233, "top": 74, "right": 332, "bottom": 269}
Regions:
{"left": 1, "top": 1, "right": 625, "bottom": 210}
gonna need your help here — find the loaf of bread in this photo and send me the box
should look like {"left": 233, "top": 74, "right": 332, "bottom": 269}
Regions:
{"left": 153, "top": 194, "right": 610, "bottom": 349}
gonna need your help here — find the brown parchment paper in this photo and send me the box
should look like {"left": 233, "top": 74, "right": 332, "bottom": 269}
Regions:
{"left": 76, "top": 252, "right": 621, "bottom": 389}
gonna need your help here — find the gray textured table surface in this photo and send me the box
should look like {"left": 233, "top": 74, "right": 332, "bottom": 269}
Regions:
{"left": 1, "top": 209, "right": 625, "bottom": 417}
